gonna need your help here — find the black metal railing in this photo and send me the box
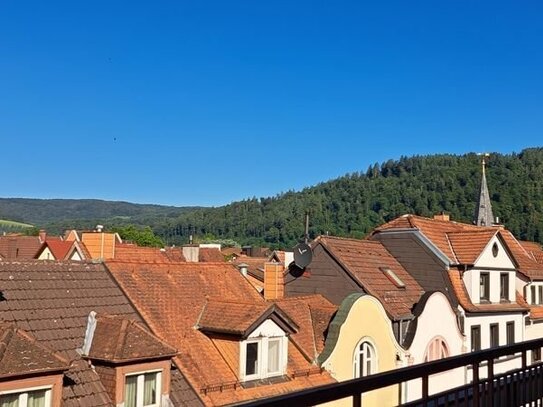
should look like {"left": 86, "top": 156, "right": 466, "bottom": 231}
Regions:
{"left": 236, "top": 336, "right": 543, "bottom": 407}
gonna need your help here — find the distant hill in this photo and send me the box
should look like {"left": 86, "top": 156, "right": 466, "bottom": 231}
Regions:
{"left": 3, "top": 148, "right": 543, "bottom": 248}
{"left": 153, "top": 148, "right": 543, "bottom": 247}
{"left": 0, "top": 198, "right": 199, "bottom": 230}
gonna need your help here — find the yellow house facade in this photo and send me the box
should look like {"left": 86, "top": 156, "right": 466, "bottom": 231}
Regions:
{"left": 318, "top": 293, "right": 408, "bottom": 407}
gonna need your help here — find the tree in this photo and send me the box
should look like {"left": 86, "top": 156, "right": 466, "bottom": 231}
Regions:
{"left": 112, "top": 225, "right": 164, "bottom": 247}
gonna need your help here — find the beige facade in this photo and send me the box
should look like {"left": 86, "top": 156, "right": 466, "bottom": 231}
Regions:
{"left": 319, "top": 294, "right": 406, "bottom": 407}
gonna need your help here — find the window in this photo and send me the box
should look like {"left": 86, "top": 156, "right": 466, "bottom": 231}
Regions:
{"left": 532, "top": 285, "right": 537, "bottom": 305}
{"left": 480, "top": 273, "right": 490, "bottom": 302}
{"left": 500, "top": 273, "right": 509, "bottom": 301}
{"left": 490, "top": 324, "right": 499, "bottom": 348}
{"left": 125, "top": 371, "right": 161, "bottom": 407}
{"left": 353, "top": 340, "right": 377, "bottom": 378}
{"left": 424, "top": 337, "right": 449, "bottom": 362}
{"left": 506, "top": 322, "right": 515, "bottom": 345}
{"left": 241, "top": 336, "right": 285, "bottom": 381}
{"left": 492, "top": 242, "right": 499, "bottom": 257}
{"left": 379, "top": 267, "right": 405, "bottom": 289}
{"left": 0, "top": 388, "right": 51, "bottom": 407}
{"left": 539, "top": 286, "right": 543, "bottom": 305}
{"left": 471, "top": 325, "right": 481, "bottom": 352}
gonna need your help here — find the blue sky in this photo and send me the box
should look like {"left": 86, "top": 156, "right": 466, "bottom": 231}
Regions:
{"left": 1, "top": 1, "right": 542, "bottom": 207}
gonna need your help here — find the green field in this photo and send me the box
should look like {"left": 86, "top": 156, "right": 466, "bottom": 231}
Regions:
{"left": 0, "top": 219, "right": 34, "bottom": 228}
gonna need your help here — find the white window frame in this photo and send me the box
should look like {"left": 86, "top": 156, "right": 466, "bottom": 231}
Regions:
{"left": 240, "top": 336, "right": 286, "bottom": 381}
{"left": 353, "top": 338, "right": 378, "bottom": 378}
{"left": 124, "top": 369, "right": 162, "bottom": 407}
{"left": 0, "top": 385, "right": 52, "bottom": 407}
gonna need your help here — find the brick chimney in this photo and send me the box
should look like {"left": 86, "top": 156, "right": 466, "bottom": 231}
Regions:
{"left": 433, "top": 212, "right": 450, "bottom": 222}
{"left": 264, "top": 262, "right": 284, "bottom": 300}
{"left": 38, "top": 229, "right": 47, "bottom": 243}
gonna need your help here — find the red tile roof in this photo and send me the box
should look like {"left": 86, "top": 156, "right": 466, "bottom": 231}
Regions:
{"left": 197, "top": 301, "right": 297, "bottom": 337}
{"left": 0, "top": 260, "right": 201, "bottom": 406}
{"left": 36, "top": 240, "right": 75, "bottom": 260}
{"left": 198, "top": 247, "right": 225, "bottom": 262}
{"left": 113, "top": 244, "right": 186, "bottom": 262}
{"left": 519, "top": 241, "right": 543, "bottom": 265}
{"left": 375, "top": 214, "right": 543, "bottom": 279}
{"left": 85, "top": 314, "right": 177, "bottom": 363}
{"left": 105, "top": 260, "right": 334, "bottom": 406}
{"left": 0, "top": 236, "right": 43, "bottom": 259}
{"left": 275, "top": 295, "right": 337, "bottom": 360}
{"left": 447, "top": 230, "right": 497, "bottom": 264}
{"left": 0, "top": 322, "right": 69, "bottom": 379}
{"left": 315, "top": 236, "right": 424, "bottom": 320}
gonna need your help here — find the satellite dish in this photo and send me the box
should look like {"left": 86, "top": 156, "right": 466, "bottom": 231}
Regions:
{"left": 293, "top": 242, "right": 312, "bottom": 269}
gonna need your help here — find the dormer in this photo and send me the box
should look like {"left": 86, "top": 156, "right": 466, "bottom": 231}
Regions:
{"left": 0, "top": 323, "right": 69, "bottom": 407}
{"left": 80, "top": 312, "right": 177, "bottom": 407}
{"left": 449, "top": 231, "right": 517, "bottom": 304}
{"left": 196, "top": 301, "right": 298, "bottom": 384}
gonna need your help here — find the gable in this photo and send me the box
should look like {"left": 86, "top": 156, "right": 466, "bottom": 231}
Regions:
{"left": 474, "top": 234, "right": 516, "bottom": 269}
{"left": 247, "top": 319, "right": 286, "bottom": 338}
{"left": 37, "top": 247, "right": 55, "bottom": 260}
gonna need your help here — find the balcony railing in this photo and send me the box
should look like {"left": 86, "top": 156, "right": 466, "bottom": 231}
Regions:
{"left": 236, "top": 337, "right": 543, "bottom": 407}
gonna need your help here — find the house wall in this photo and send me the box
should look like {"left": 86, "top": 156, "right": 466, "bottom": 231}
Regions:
{"left": 525, "top": 319, "right": 543, "bottom": 363}
{"left": 38, "top": 247, "right": 55, "bottom": 260}
{"left": 0, "top": 374, "right": 63, "bottom": 407}
{"left": 464, "top": 270, "right": 515, "bottom": 304}
{"left": 284, "top": 243, "right": 362, "bottom": 305}
{"left": 81, "top": 232, "right": 116, "bottom": 259}
{"left": 320, "top": 295, "right": 405, "bottom": 407}
{"left": 405, "top": 292, "right": 465, "bottom": 402}
{"left": 475, "top": 236, "right": 516, "bottom": 269}
{"left": 464, "top": 313, "right": 524, "bottom": 380}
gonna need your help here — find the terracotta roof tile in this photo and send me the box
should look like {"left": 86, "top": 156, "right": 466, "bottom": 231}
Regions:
{"left": 0, "top": 236, "right": 43, "bottom": 259}
{"left": 316, "top": 236, "right": 423, "bottom": 319}
{"left": 198, "top": 248, "right": 225, "bottom": 262}
{"left": 447, "top": 230, "right": 497, "bottom": 264}
{"left": 276, "top": 295, "right": 337, "bottom": 360}
{"left": 0, "top": 260, "right": 198, "bottom": 406}
{"left": 375, "top": 214, "right": 543, "bottom": 279}
{"left": 519, "top": 241, "right": 543, "bottom": 265}
{"left": 105, "top": 260, "right": 334, "bottom": 405}
{"left": 114, "top": 244, "right": 185, "bottom": 263}
{"left": 85, "top": 313, "right": 177, "bottom": 363}
{"left": 0, "top": 322, "right": 69, "bottom": 379}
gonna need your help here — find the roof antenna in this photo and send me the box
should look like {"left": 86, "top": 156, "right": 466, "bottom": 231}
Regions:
{"left": 304, "top": 212, "right": 309, "bottom": 244}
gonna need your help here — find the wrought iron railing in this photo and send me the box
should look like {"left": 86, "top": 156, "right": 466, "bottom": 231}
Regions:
{"left": 236, "top": 337, "right": 543, "bottom": 407}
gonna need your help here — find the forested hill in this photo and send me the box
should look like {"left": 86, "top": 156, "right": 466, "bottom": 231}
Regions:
{"left": 0, "top": 198, "right": 197, "bottom": 226}
{"left": 154, "top": 148, "right": 543, "bottom": 247}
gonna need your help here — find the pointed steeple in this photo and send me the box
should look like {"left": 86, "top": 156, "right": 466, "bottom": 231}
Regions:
{"left": 475, "top": 154, "right": 495, "bottom": 226}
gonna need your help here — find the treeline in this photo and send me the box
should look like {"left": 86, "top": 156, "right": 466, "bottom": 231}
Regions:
{"left": 153, "top": 148, "right": 543, "bottom": 248}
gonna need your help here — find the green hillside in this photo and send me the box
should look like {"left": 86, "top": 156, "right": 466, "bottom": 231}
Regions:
{"left": 153, "top": 148, "right": 543, "bottom": 247}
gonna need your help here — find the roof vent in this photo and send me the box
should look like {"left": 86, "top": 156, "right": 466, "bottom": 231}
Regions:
{"left": 95, "top": 225, "right": 104, "bottom": 233}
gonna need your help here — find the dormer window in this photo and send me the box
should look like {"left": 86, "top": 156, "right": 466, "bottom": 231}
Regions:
{"left": 241, "top": 336, "right": 286, "bottom": 381}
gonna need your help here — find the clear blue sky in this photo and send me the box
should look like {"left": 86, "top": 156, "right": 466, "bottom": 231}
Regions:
{"left": 1, "top": 1, "right": 542, "bottom": 207}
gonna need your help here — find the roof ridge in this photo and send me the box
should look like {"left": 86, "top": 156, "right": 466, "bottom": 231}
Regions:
{"left": 115, "top": 319, "right": 129, "bottom": 360}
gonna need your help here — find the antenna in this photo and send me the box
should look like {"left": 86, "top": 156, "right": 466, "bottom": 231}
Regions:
{"left": 304, "top": 212, "right": 309, "bottom": 244}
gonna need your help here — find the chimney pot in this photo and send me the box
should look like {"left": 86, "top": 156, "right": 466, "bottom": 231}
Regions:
{"left": 39, "top": 229, "right": 47, "bottom": 243}
{"left": 433, "top": 213, "right": 450, "bottom": 222}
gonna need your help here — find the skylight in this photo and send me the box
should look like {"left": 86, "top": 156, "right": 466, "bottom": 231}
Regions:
{"left": 380, "top": 267, "right": 406, "bottom": 289}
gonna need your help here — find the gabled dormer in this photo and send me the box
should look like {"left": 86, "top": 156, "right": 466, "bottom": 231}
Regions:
{"left": 449, "top": 230, "right": 517, "bottom": 304}
{"left": 80, "top": 312, "right": 177, "bottom": 407}
{"left": 196, "top": 301, "right": 298, "bottom": 384}
{"left": 0, "top": 323, "right": 69, "bottom": 407}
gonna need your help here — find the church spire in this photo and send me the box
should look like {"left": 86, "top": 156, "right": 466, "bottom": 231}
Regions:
{"left": 475, "top": 154, "right": 495, "bottom": 226}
